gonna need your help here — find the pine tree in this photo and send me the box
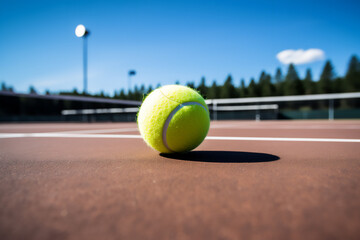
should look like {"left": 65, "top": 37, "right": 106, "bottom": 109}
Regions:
{"left": 284, "top": 64, "right": 304, "bottom": 95}
{"left": 303, "top": 69, "right": 316, "bottom": 94}
{"left": 140, "top": 84, "right": 145, "bottom": 94}
{"left": 186, "top": 81, "right": 195, "bottom": 89}
{"left": 133, "top": 85, "right": 142, "bottom": 100}
{"left": 0, "top": 82, "right": 14, "bottom": 92}
{"left": 197, "top": 77, "right": 208, "bottom": 98}
{"left": 147, "top": 85, "right": 153, "bottom": 95}
{"left": 274, "top": 68, "right": 284, "bottom": 96}
{"left": 239, "top": 78, "right": 247, "bottom": 97}
{"left": 318, "top": 60, "right": 335, "bottom": 93}
{"left": 258, "top": 71, "right": 274, "bottom": 96}
{"left": 119, "top": 89, "right": 126, "bottom": 99}
{"left": 127, "top": 90, "right": 133, "bottom": 100}
{"left": 345, "top": 55, "right": 360, "bottom": 92}
{"left": 99, "top": 90, "right": 105, "bottom": 98}
{"left": 220, "top": 75, "right": 238, "bottom": 98}
{"left": 72, "top": 88, "right": 79, "bottom": 95}
{"left": 29, "top": 85, "right": 37, "bottom": 94}
{"left": 247, "top": 78, "right": 257, "bottom": 97}
{"left": 333, "top": 77, "right": 346, "bottom": 93}
{"left": 274, "top": 68, "right": 283, "bottom": 84}
{"left": 207, "top": 81, "right": 220, "bottom": 99}
{"left": 113, "top": 90, "right": 118, "bottom": 98}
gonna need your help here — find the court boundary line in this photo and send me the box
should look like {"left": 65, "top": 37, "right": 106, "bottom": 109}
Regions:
{"left": 52, "top": 128, "right": 139, "bottom": 134}
{"left": 211, "top": 125, "right": 360, "bottom": 130}
{"left": 1, "top": 133, "right": 360, "bottom": 143}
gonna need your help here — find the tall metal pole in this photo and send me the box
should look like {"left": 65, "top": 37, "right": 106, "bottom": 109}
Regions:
{"left": 83, "top": 36, "right": 88, "bottom": 94}
{"left": 128, "top": 70, "right": 136, "bottom": 93}
{"left": 75, "top": 24, "right": 89, "bottom": 95}
{"left": 128, "top": 74, "right": 131, "bottom": 93}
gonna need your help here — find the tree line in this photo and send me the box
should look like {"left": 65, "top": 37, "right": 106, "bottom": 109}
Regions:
{"left": 1, "top": 55, "right": 360, "bottom": 101}
{"left": 116, "top": 55, "right": 360, "bottom": 100}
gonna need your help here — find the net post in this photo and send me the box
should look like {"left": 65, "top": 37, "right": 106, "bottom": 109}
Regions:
{"left": 255, "top": 105, "right": 260, "bottom": 121}
{"left": 329, "top": 99, "right": 334, "bottom": 120}
{"left": 213, "top": 101, "right": 217, "bottom": 121}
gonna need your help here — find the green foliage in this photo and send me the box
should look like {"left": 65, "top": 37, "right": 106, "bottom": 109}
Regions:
{"left": 4, "top": 55, "right": 359, "bottom": 101}
{"left": 274, "top": 68, "right": 283, "bottom": 84}
{"left": 303, "top": 69, "right": 316, "bottom": 94}
{"left": 133, "top": 85, "right": 142, "bottom": 100}
{"left": 29, "top": 86, "right": 37, "bottom": 94}
{"left": 274, "top": 68, "right": 284, "bottom": 96}
{"left": 207, "top": 81, "right": 220, "bottom": 99}
{"left": 186, "top": 82, "right": 195, "bottom": 89}
{"left": 239, "top": 78, "right": 247, "bottom": 97}
{"left": 258, "top": 71, "right": 275, "bottom": 96}
{"left": 119, "top": 89, "right": 126, "bottom": 99}
{"left": 220, "top": 75, "right": 238, "bottom": 98}
{"left": 197, "top": 77, "right": 208, "bottom": 98}
{"left": 345, "top": 55, "right": 360, "bottom": 92}
{"left": 1, "top": 82, "right": 14, "bottom": 92}
{"left": 318, "top": 60, "right": 335, "bottom": 93}
{"left": 247, "top": 78, "right": 257, "bottom": 97}
{"left": 72, "top": 88, "right": 79, "bottom": 95}
{"left": 147, "top": 85, "right": 153, "bottom": 94}
{"left": 333, "top": 77, "right": 346, "bottom": 93}
{"left": 284, "top": 64, "right": 304, "bottom": 95}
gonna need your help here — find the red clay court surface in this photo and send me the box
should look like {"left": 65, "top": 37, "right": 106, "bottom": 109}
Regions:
{"left": 1, "top": 120, "right": 360, "bottom": 240}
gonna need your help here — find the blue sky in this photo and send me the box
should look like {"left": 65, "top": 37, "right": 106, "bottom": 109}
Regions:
{"left": 0, "top": 0, "right": 359, "bottom": 94}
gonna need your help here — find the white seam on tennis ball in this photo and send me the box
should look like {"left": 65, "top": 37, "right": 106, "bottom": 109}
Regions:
{"left": 162, "top": 101, "right": 207, "bottom": 153}
{"left": 158, "top": 88, "right": 208, "bottom": 109}
{"left": 159, "top": 88, "right": 182, "bottom": 104}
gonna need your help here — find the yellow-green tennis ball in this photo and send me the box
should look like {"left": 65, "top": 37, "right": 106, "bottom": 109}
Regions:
{"left": 137, "top": 85, "right": 210, "bottom": 154}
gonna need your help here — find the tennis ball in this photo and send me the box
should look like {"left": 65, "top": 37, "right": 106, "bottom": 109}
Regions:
{"left": 137, "top": 85, "right": 210, "bottom": 154}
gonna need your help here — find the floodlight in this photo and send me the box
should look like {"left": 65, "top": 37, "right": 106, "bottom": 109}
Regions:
{"left": 75, "top": 24, "right": 86, "bottom": 38}
{"left": 75, "top": 24, "right": 90, "bottom": 93}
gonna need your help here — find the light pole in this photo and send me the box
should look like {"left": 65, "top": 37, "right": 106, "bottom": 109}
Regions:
{"left": 128, "top": 70, "right": 136, "bottom": 92}
{"left": 75, "top": 24, "right": 90, "bottom": 94}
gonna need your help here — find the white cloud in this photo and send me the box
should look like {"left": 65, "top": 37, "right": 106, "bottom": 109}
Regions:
{"left": 276, "top": 48, "right": 325, "bottom": 65}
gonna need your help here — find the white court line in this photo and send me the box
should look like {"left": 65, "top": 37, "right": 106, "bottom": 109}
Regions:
{"left": 0, "top": 133, "right": 360, "bottom": 143}
{"left": 206, "top": 136, "right": 360, "bottom": 143}
{"left": 0, "top": 124, "right": 137, "bottom": 130}
{"left": 211, "top": 124, "right": 360, "bottom": 130}
{"left": 52, "top": 128, "right": 139, "bottom": 134}
{"left": 0, "top": 133, "right": 143, "bottom": 139}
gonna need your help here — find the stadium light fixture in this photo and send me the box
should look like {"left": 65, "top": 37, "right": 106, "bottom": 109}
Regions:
{"left": 75, "top": 24, "right": 90, "bottom": 94}
{"left": 75, "top": 24, "right": 86, "bottom": 37}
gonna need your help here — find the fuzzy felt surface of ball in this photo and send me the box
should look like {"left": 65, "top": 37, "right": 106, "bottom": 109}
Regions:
{"left": 137, "top": 85, "right": 210, "bottom": 153}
